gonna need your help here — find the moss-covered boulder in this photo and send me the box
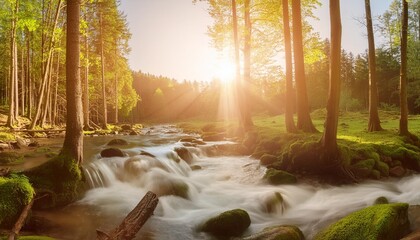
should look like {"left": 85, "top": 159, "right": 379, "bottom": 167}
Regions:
{"left": 263, "top": 192, "right": 285, "bottom": 213}
{"left": 0, "top": 173, "right": 35, "bottom": 228}
{"left": 243, "top": 225, "right": 304, "bottom": 240}
{"left": 24, "top": 155, "right": 83, "bottom": 209}
{"left": 107, "top": 138, "right": 128, "bottom": 146}
{"left": 264, "top": 169, "right": 297, "bottom": 185}
{"left": 314, "top": 203, "right": 410, "bottom": 240}
{"left": 350, "top": 159, "right": 375, "bottom": 178}
{"left": 374, "top": 196, "right": 389, "bottom": 205}
{"left": 0, "top": 151, "right": 24, "bottom": 165}
{"left": 201, "top": 209, "right": 251, "bottom": 237}
{"left": 260, "top": 154, "right": 277, "bottom": 166}
{"left": 375, "top": 160, "right": 390, "bottom": 177}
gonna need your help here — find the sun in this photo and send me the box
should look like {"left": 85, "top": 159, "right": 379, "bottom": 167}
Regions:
{"left": 213, "top": 58, "right": 236, "bottom": 84}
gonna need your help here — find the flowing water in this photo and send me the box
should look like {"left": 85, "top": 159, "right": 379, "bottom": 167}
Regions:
{"left": 36, "top": 125, "right": 420, "bottom": 240}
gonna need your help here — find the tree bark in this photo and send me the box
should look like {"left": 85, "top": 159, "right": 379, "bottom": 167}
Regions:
{"left": 61, "top": 0, "right": 84, "bottom": 165}
{"left": 322, "top": 0, "right": 342, "bottom": 156}
{"left": 399, "top": 0, "right": 409, "bottom": 136}
{"left": 365, "top": 0, "right": 383, "bottom": 132}
{"left": 114, "top": 47, "right": 118, "bottom": 124}
{"left": 99, "top": 7, "right": 108, "bottom": 130}
{"left": 241, "top": 0, "right": 254, "bottom": 131}
{"left": 291, "top": 0, "right": 317, "bottom": 133}
{"left": 83, "top": 5, "right": 92, "bottom": 130}
{"left": 282, "top": 0, "right": 297, "bottom": 133}
{"left": 96, "top": 191, "right": 158, "bottom": 240}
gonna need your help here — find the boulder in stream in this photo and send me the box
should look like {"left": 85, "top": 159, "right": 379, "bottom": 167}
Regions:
{"left": 100, "top": 148, "right": 125, "bottom": 158}
{"left": 314, "top": 203, "right": 410, "bottom": 240}
{"left": 107, "top": 138, "right": 129, "bottom": 146}
{"left": 243, "top": 225, "right": 304, "bottom": 240}
{"left": 201, "top": 209, "right": 251, "bottom": 237}
{"left": 263, "top": 169, "right": 297, "bottom": 185}
{"left": 174, "top": 147, "right": 193, "bottom": 164}
{"left": 260, "top": 154, "right": 277, "bottom": 166}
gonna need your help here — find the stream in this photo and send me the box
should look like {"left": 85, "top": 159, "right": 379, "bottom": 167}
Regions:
{"left": 35, "top": 125, "right": 420, "bottom": 240}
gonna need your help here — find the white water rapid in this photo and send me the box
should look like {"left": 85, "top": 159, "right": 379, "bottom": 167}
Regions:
{"left": 41, "top": 125, "right": 420, "bottom": 240}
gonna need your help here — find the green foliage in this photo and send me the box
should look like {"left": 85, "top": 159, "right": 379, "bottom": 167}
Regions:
{"left": 0, "top": 132, "right": 15, "bottom": 141}
{"left": 314, "top": 203, "right": 410, "bottom": 240}
{"left": 0, "top": 173, "right": 35, "bottom": 228}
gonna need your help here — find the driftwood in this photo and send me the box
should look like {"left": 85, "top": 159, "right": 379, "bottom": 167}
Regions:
{"left": 96, "top": 191, "right": 159, "bottom": 240}
{"left": 8, "top": 198, "right": 35, "bottom": 240}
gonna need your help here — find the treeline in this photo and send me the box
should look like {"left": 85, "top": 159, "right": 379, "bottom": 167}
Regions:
{"left": 0, "top": 0, "right": 138, "bottom": 129}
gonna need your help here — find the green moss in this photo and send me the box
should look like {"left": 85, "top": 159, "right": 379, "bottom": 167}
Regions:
{"left": 264, "top": 169, "right": 297, "bottom": 185}
{"left": 0, "top": 132, "right": 15, "bottom": 141}
{"left": 0, "top": 173, "right": 35, "bottom": 228}
{"left": 375, "top": 160, "right": 390, "bottom": 177}
{"left": 24, "top": 154, "right": 83, "bottom": 209}
{"left": 243, "top": 225, "right": 304, "bottom": 240}
{"left": 201, "top": 209, "right": 251, "bottom": 237}
{"left": 314, "top": 203, "right": 410, "bottom": 240}
{"left": 370, "top": 169, "right": 381, "bottom": 179}
{"left": 35, "top": 147, "right": 52, "bottom": 153}
{"left": 0, "top": 151, "right": 24, "bottom": 165}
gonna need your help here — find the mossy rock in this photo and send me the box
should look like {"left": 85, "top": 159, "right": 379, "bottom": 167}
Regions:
{"left": 107, "top": 138, "right": 129, "bottom": 146}
{"left": 374, "top": 196, "right": 389, "bottom": 205}
{"left": 260, "top": 154, "right": 277, "bottom": 166}
{"left": 24, "top": 155, "right": 83, "bottom": 209}
{"left": 370, "top": 169, "right": 381, "bottom": 180}
{"left": 201, "top": 209, "right": 251, "bottom": 237}
{"left": 174, "top": 147, "right": 193, "bottom": 164}
{"left": 0, "top": 173, "right": 35, "bottom": 228}
{"left": 375, "top": 160, "right": 390, "bottom": 177}
{"left": 100, "top": 148, "right": 125, "bottom": 158}
{"left": 264, "top": 169, "right": 297, "bottom": 185}
{"left": 314, "top": 203, "right": 410, "bottom": 240}
{"left": 243, "top": 225, "right": 304, "bottom": 240}
{"left": 0, "top": 151, "right": 24, "bottom": 165}
{"left": 350, "top": 159, "right": 375, "bottom": 178}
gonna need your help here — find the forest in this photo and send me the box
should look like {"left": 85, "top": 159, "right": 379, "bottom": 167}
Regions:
{"left": 0, "top": 0, "right": 420, "bottom": 239}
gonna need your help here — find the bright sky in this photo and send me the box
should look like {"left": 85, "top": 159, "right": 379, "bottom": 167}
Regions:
{"left": 119, "top": 0, "right": 393, "bottom": 82}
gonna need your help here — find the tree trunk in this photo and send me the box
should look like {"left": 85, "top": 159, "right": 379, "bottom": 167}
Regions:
{"left": 291, "top": 0, "right": 317, "bottom": 133}
{"left": 83, "top": 8, "right": 92, "bottom": 130}
{"left": 241, "top": 0, "right": 254, "bottom": 131}
{"left": 52, "top": 52, "right": 60, "bottom": 126}
{"left": 27, "top": 31, "right": 32, "bottom": 120}
{"left": 6, "top": 0, "right": 19, "bottom": 128}
{"left": 399, "top": 0, "right": 409, "bottom": 136}
{"left": 232, "top": 0, "right": 240, "bottom": 85}
{"left": 114, "top": 47, "right": 118, "bottom": 124}
{"left": 322, "top": 0, "right": 342, "bottom": 156}
{"left": 99, "top": 8, "right": 108, "bottom": 130}
{"left": 365, "top": 0, "right": 383, "bottom": 132}
{"left": 282, "top": 0, "right": 297, "bottom": 133}
{"left": 61, "top": 0, "right": 83, "bottom": 165}
{"left": 20, "top": 46, "right": 25, "bottom": 117}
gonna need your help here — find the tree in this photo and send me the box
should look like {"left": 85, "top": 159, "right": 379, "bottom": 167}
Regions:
{"left": 291, "top": 0, "right": 317, "bottom": 132}
{"left": 365, "top": 0, "right": 383, "bottom": 132}
{"left": 281, "top": 0, "right": 296, "bottom": 133}
{"left": 321, "top": 0, "right": 342, "bottom": 156}
{"left": 61, "top": 0, "right": 83, "bottom": 164}
{"left": 99, "top": 2, "right": 108, "bottom": 130}
{"left": 399, "top": 0, "right": 410, "bottom": 136}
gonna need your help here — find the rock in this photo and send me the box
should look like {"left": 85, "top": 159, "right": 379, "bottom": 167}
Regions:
{"left": 190, "top": 165, "right": 202, "bottom": 170}
{"left": 375, "top": 160, "right": 390, "bottom": 177}
{"left": 107, "top": 138, "right": 129, "bottom": 146}
{"left": 100, "top": 148, "right": 125, "bottom": 158}
{"left": 260, "top": 154, "right": 277, "bottom": 166}
{"left": 28, "top": 141, "right": 39, "bottom": 147}
{"left": 180, "top": 138, "right": 196, "bottom": 143}
{"left": 121, "top": 124, "right": 132, "bottom": 131}
{"left": 374, "top": 196, "right": 389, "bottom": 205}
{"left": 201, "top": 209, "right": 251, "bottom": 237}
{"left": 314, "top": 203, "right": 410, "bottom": 240}
{"left": 0, "top": 151, "right": 23, "bottom": 165}
{"left": 408, "top": 205, "right": 420, "bottom": 234}
{"left": 401, "top": 230, "right": 420, "bottom": 240}
{"left": 243, "top": 225, "right": 304, "bottom": 240}
{"left": 129, "top": 130, "right": 139, "bottom": 136}
{"left": 370, "top": 169, "right": 381, "bottom": 180}
{"left": 264, "top": 192, "right": 285, "bottom": 213}
{"left": 139, "top": 151, "right": 156, "bottom": 158}
{"left": 192, "top": 139, "right": 206, "bottom": 145}
{"left": 390, "top": 166, "right": 406, "bottom": 177}
{"left": 16, "top": 136, "right": 29, "bottom": 147}
{"left": 264, "top": 169, "right": 297, "bottom": 185}
{"left": 182, "top": 142, "right": 196, "bottom": 147}
{"left": 174, "top": 147, "right": 193, "bottom": 164}
{"left": 351, "top": 159, "right": 375, "bottom": 178}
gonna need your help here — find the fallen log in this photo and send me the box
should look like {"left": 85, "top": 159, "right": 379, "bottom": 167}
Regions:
{"left": 96, "top": 191, "right": 159, "bottom": 240}
{"left": 8, "top": 198, "right": 35, "bottom": 240}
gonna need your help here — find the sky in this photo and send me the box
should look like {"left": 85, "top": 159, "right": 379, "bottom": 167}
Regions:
{"left": 119, "top": 0, "right": 393, "bottom": 82}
